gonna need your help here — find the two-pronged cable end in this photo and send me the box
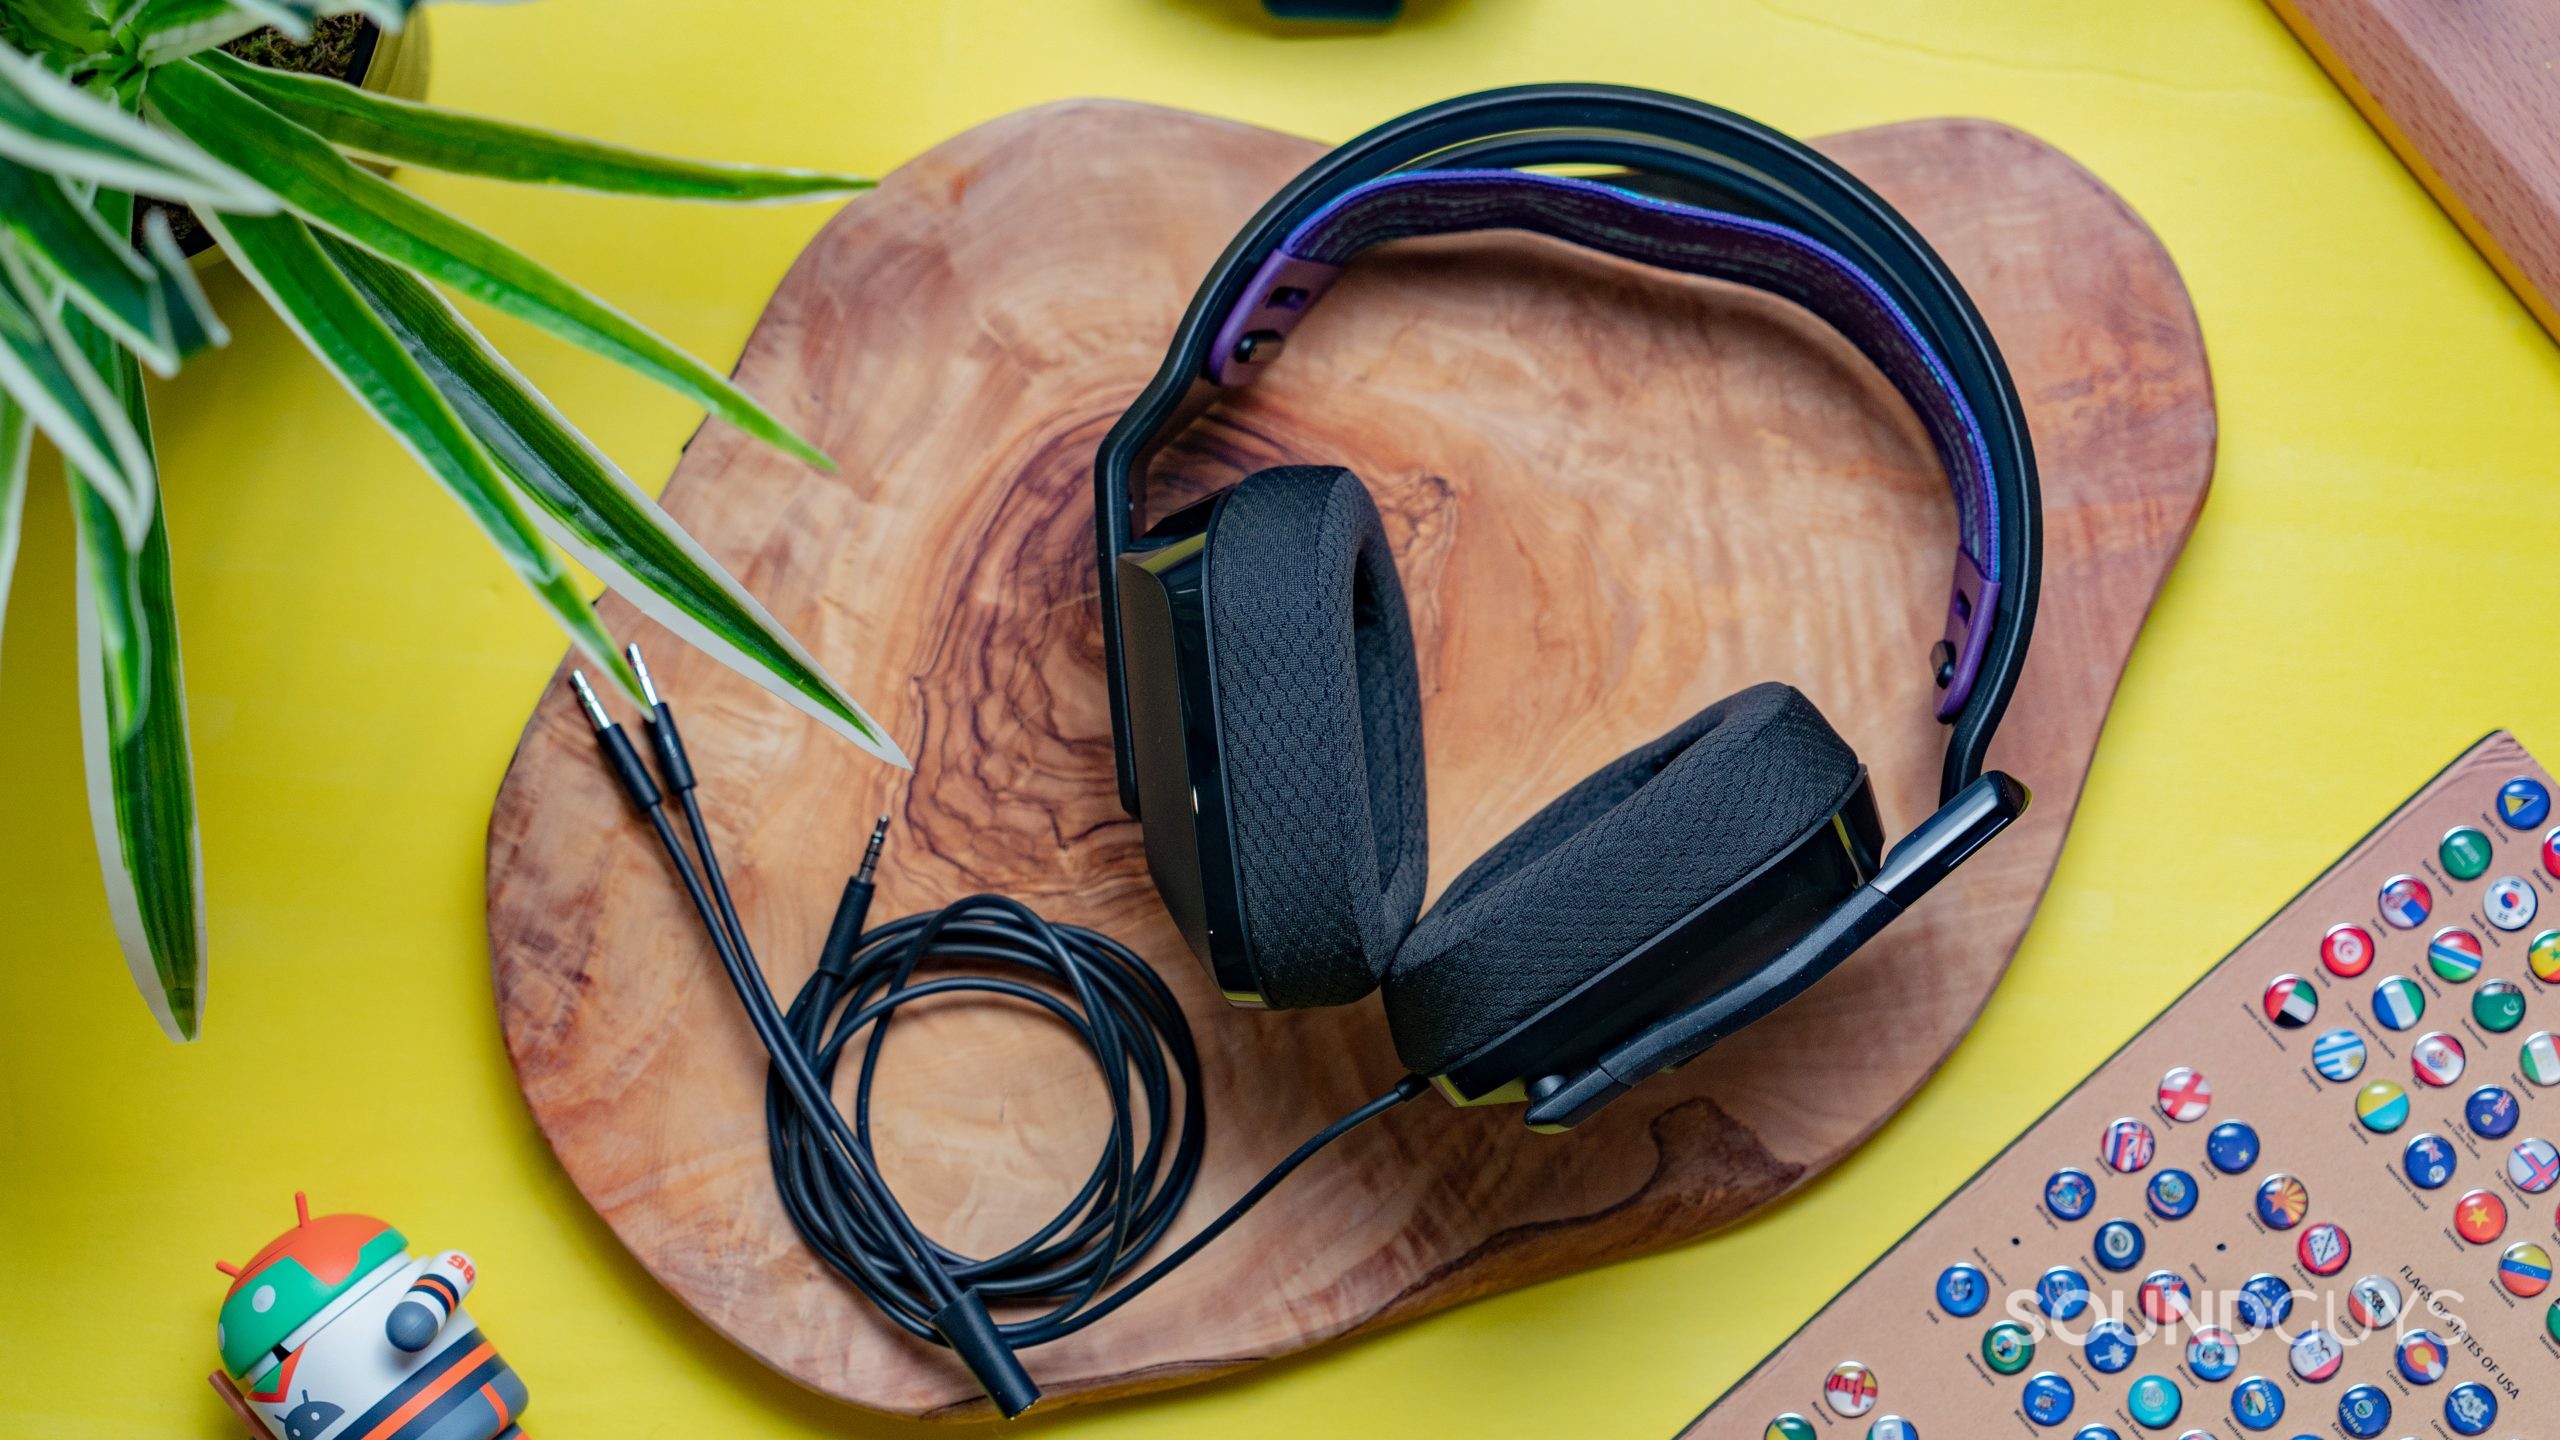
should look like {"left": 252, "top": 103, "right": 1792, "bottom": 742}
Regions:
{"left": 569, "top": 656, "right": 661, "bottom": 814}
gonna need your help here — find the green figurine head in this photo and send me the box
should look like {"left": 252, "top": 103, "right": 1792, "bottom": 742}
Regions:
{"left": 214, "top": 1193, "right": 409, "bottom": 1385}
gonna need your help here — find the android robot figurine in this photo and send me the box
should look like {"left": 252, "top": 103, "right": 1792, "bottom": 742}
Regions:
{"left": 209, "top": 1194, "right": 528, "bottom": 1440}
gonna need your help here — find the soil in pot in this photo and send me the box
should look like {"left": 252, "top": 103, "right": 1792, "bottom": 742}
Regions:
{"left": 137, "top": 17, "right": 400, "bottom": 256}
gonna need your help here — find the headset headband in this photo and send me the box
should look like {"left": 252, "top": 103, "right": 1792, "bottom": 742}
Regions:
{"left": 1095, "top": 83, "right": 2041, "bottom": 808}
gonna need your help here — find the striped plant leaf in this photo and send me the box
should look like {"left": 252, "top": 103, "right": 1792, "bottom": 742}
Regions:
{"left": 0, "top": 37, "right": 273, "bottom": 207}
{"left": 64, "top": 326, "right": 205, "bottom": 1040}
{"left": 139, "top": 207, "right": 229, "bottom": 358}
{"left": 0, "top": 391, "right": 28, "bottom": 687}
{"left": 0, "top": 240, "right": 155, "bottom": 546}
{"left": 199, "top": 50, "right": 873, "bottom": 203}
{"left": 324, "top": 234, "right": 907, "bottom": 764}
{"left": 201, "top": 205, "right": 642, "bottom": 699}
{"left": 149, "top": 59, "right": 837, "bottom": 472}
{"left": 0, "top": 153, "right": 178, "bottom": 373}
{"left": 4, "top": 0, "right": 108, "bottom": 53}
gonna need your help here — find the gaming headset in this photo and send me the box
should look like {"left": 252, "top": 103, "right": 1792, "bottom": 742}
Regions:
{"left": 1096, "top": 83, "right": 2038, "bottom": 1132}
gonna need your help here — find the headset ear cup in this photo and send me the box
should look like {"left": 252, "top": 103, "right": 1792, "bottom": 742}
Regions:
{"left": 1206, "top": 466, "right": 1429, "bottom": 1007}
{"left": 1382, "top": 682, "right": 1860, "bottom": 1076}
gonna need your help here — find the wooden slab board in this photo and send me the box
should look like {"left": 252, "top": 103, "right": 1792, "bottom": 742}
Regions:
{"left": 485, "top": 99, "right": 2215, "bottom": 1419}
{"left": 1688, "top": 733, "right": 2559, "bottom": 1439}
{"left": 2269, "top": 0, "right": 2560, "bottom": 346}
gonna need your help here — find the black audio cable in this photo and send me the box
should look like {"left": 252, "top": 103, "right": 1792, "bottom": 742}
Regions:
{"left": 570, "top": 646, "right": 1427, "bottom": 1418}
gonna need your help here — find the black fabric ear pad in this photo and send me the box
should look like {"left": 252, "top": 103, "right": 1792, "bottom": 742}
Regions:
{"left": 1382, "top": 682, "right": 1860, "bottom": 1076}
{"left": 1205, "top": 465, "right": 1430, "bottom": 1008}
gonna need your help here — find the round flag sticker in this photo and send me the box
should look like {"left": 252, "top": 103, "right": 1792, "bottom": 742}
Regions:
{"left": 2100, "top": 1117, "right": 2156, "bottom": 1174}
{"left": 1765, "top": 1417, "right": 1817, "bottom": 1440}
{"left": 2184, "top": 1327, "right": 2237, "bottom": 1382}
{"left": 1866, "top": 1418, "right": 1916, "bottom": 1440}
{"left": 2394, "top": 1329, "right": 2448, "bottom": 1384}
{"left": 2446, "top": 1380, "right": 2499, "bottom": 1436}
{"left": 2205, "top": 1120, "right": 2260, "bottom": 1174}
{"left": 2321, "top": 922, "right": 2375, "bottom": 977}
{"left": 2086, "top": 1320, "right": 2137, "bottom": 1374}
{"left": 2254, "top": 1173, "right": 2310, "bottom": 1229}
{"left": 2337, "top": 1383, "right": 2391, "bottom": 1439}
{"left": 2411, "top": 1030, "right": 2467, "bottom": 1087}
{"left": 2473, "top": 979, "right": 2526, "bottom": 1034}
{"left": 2523, "top": 1030, "right": 2560, "bottom": 1087}
{"left": 2467, "top": 1084, "right": 2521, "bottom": 1138}
{"left": 1936, "top": 1262, "right": 1988, "bottom": 1316}
{"left": 2020, "top": 1372, "right": 2074, "bottom": 1427}
{"left": 2347, "top": 1274, "right": 2401, "bottom": 1329}
{"left": 2298, "top": 1220, "right": 2351, "bottom": 1276}
{"left": 2428, "top": 927, "right": 2484, "bottom": 982}
{"left": 2046, "top": 1167, "right": 2098, "bottom": 1220}
{"left": 2146, "top": 1167, "right": 2198, "bottom": 1220}
{"left": 2372, "top": 974, "right": 2426, "bottom": 1031}
{"left": 2510, "top": 1137, "right": 2560, "bottom": 1193}
{"left": 2138, "top": 1269, "right": 2193, "bottom": 1324}
{"left": 2499, "top": 1241, "right": 2553, "bottom": 1297}
{"left": 2379, "top": 874, "right": 2433, "bottom": 929}
{"left": 2498, "top": 776, "right": 2551, "bottom": 830}
{"left": 2403, "top": 1132, "right": 2457, "bottom": 1189}
{"left": 2454, "top": 1188, "right": 2508, "bottom": 1244}
{"left": 2545, "top": 826, "right": 2560, "bottom": 880}
{"left": 2532, "top": 929, "right": 2560, "bottom": 982}
{"left": 2289, "top": 1327, "right": 2345, "bottom": 1382}
{"left": 1823, "top": 1360, "right": 1878, "bottom": 1417}
{"left": 2157, "top": 1066, "right": 2213, "bottom": 1122}
{"left": 2236, "top": 1272, "right": 2293, "bottom": 1329}
{"left": 2125, "top": 1373, "right": 2181, "bottom": 1429}
{"left": 2094, "top": 1219, "right": 2145, "bottom": 1272}
{"left": 1983, "top": 1321, "right": 2034, "bottom": 1376}
{"left": 2356, "top": 1080, "right": 2411, "bottom": 1132}
{"left": 2261, "top": 974, "right": 2318, "bottom": 1028}
{"left": 2036, "top": 1265, "right": 2092, "bottom": 1320}
{"left": 2312, "top": 1027, "right": 2367, "bottom": 1081}
{"left": 2230, "top": 1375, "right": 2284, "bottom": 1431}
{"left": 2442, "top": 825, "right": 2495, "bottom": 881}
{"left": 2485, "top": 874, "right": 2538, "bottom": 931}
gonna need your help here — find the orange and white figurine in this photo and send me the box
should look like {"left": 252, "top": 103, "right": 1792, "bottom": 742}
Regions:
{"left": 209, "top": 1194, "right": 528, "bottom": 1440}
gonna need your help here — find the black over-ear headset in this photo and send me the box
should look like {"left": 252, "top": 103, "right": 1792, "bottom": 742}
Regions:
{"left": 1098, "top": 83, "right": 2038, "bottom": 1132}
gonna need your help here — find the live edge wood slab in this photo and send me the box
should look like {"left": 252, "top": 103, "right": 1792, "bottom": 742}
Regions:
{"left": 485, "top": 100, "right": 2215, "bottom": 1420}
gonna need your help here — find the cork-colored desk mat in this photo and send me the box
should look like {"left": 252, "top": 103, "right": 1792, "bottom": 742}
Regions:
{"left": 1693, "top": 731, "right": 2554, "bottom": 1440}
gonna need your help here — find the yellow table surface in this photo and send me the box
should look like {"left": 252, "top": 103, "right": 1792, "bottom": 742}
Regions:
{"left": 7, "top": 1, "right": 2559, "bottom": 1436}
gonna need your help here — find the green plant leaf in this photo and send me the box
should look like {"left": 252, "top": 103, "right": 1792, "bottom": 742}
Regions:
{"left": 6, "top": 0, "right": 108, "bottom": 53}
{"left": 324, "top": 234, "right": 908, "bottom": 765}
{"left": 72, "top": 448, "right": 206, "bottom": 1042}
{"left": 0, "top": 37, "right": 274, "bottom": 207}
{"left": 138, "top": 207, "right": 228, "bottom": 357}
{"left": 198, "top": 50, "right": 875, "bottom": 203}
{"left": 61, "top": 326, "right": 204, "bottom": 1040}
{"left": 0, "top": 391, "right": 28, "bottom": 689}
{"left": 201, "top": 206, "right": 642, "bottom": 699}
{"left": 148, "top": 59, "right": 836, "bottom": 472}
{"left": 0, "top": 244, "right": 156, "bottom": 542}
{"left": 0, "top": 154, "right": 178, "bottom": 373}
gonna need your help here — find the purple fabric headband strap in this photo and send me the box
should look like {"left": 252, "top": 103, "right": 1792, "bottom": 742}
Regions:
{"left": 1204, "top": 168, "right": 2003, "bottom": 718}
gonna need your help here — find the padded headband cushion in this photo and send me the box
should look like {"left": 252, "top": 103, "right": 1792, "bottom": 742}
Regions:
{"left": 1383, "top": 682, "right": 1858, "bottom": 1076}
{"left": 1206, "top": 466, "right": 1429, "bottom": 1008}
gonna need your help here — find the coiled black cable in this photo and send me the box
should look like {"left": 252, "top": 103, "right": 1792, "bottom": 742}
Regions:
{"left": 570, "top": 648, "right": 1427, "bottom": 1417}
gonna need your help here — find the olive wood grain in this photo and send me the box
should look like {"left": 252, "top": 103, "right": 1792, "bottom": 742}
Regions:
{"left": 485, "top": 99, "right": 2215, "bottom": 1419}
